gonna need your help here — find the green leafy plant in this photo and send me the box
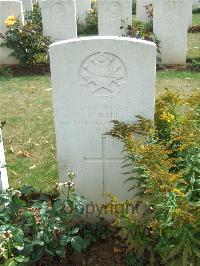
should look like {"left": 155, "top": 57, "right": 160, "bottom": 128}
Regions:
{"left": 192, "top": 6, "right": 200, "bottom": 14}
{"left": 188, "top": 59, "right": 200, "bottom": 71}
{"left": 122, "top": 20, "right": 161, "bottom": 64}
{"left": 0, "top": 66, "right": 13, "bottom": 77}
{"left": 0, "top": 3, "right": 52, "bottom": 66}
{"left": 0, "top": 172, "right": 88, "bottom": 265}
{"left": 106, "top": 89, "right": 200, "bottom": 265}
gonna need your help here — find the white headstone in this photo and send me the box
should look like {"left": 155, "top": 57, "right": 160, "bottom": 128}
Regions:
{"left": 76, "top": 0, "right": 91, "bottom": 24}
{"left": 50, "top": 36, "right": 156, "bottom": 203}
{"left": 0, "top": 0, "right": 24, "bottom": 65}
{"left": 136, "top": 0, "right": 153, "bottom": 22}
{"left": 98, "top": 0, "right": 132, "bottom": 36}
{"left": 0, "top": 129, "right": 9, "bottom": 191}
{"left": 153, "top": 0, "right": 189, "bottom": 65}
{"left": 40, "top": 0, "right": 77, "bottom": 41}
{"left": 21, "top": 0, "right": 33, "bottom": 11}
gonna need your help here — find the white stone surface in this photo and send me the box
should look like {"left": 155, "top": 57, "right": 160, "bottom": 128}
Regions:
{"left": 98, "top": 0, "right": 132, "bottom": 36}
{"left": 0, "top": 129, "right": 9, "bottom": 191}
{"left": 188, "top": 0, "right": 193, "bottom": 27}
{"left": 0, "top": 0, "right": 24, "bottom": 65}
{"left": 50, "top": 36, "right": 156, "bottom": 203}
{"left": 153, "top": 0, "right": 189, "bottom": 65}
{"left": 40, "top": 0, "right": 77, "bottom": 41}
{"left": 136, "top": 0, "right": 153, "bottom": 22}
{"left": 21, "top": 0, "right": 33, "bottom": 11}
{"left": 76, "top": 0, "right": 91, "bottom": 24}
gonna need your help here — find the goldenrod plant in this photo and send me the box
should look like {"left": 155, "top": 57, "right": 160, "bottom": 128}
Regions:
{"left": 107, "top": 89, "right": 200, "bottom": 265}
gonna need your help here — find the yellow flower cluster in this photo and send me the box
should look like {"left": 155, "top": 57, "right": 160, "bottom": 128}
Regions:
{"left": 5, "top": 15, "right": 17, "bottom": 27}
{"left": 147, "top": 219, "right": 159, "bottom": 231}
{"left": 172, "top": 188, "right": 185, "bottom": 197}
{"left": 160, "top": 111, "right": 175, "bottom": 123}
{"left": 87, "top": 8, "right": 95, "bottom": 14}
{"left": 173, "top": 207, "right": 196, "bottom": 225}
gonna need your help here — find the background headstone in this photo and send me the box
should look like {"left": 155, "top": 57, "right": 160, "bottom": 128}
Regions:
{"left": 0, "top": 129, "right": 9, "bottom": 191}
{"left": 21, "top": 0, "right": 33, "bottom": 11}
{"left": 98, "top": 0, "right": 132, "bottom": 36}
{"left": 153, "top": 0, "right": 189, "bottom": 65}
{"left": 0, "top": 0, "right": 24, "bottom": 65}
{"left": 136, "top": 0, "right": 153, "bottom": 22}
{"left": 50, "top": 36, "right": 156, "bottom": 203}
{"left": 76, "top": 0, "right": 91, "bottom": 24}
{"left": 40, "top": 0, "right": 77, "bottom": 41}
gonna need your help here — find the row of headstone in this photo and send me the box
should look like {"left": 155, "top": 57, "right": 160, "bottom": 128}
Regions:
{"left": 0, "top": 0, "right": 193, "bottom": 66}
{"left": 39, "top": 0, "right": 133, "bottom": 40}
{"left": 0, "top": 128, "right": 9, "bottom": 191}
{"left": 40, "top": 0, "right": 190, "bottom": 65}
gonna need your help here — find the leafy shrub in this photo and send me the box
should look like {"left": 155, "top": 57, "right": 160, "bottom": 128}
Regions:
{"left": 188, "top": 59, "right": 200, "bottom": 71}
{"left": 0, "top": 3, "right": 52, "bottom": 66}
{"left": 0, "top": 66, "right": 13, "bottom": 77}
{"left": 193, "top": 6, "right": 200, "bottom": 14}
{"left": 0, "top": 173, "right": 88, "bottom": 265}
{"left": 77, "top": 8, "right": 98, "bottom": 35}
{"left": 107, "top": 89, "right": 200, "bottom": 265}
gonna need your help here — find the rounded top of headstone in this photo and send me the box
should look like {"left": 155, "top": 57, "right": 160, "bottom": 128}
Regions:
{"left": 50, "top": 36, "right": 156, "bottom": 49}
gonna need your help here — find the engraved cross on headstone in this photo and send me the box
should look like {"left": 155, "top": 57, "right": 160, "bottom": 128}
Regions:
{"left": 84, "top": 135, "right": 123, "bottom": 193}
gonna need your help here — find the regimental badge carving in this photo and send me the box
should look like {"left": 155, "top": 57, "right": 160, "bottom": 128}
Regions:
{"left": 79, "top": 52, "right": 127, "bottom": 96}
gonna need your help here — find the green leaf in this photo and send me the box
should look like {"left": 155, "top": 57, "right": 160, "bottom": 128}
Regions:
{"left": 6, "top": 259, "right": 17, "bottom": 266}
{"left": 31, "top": 245, "right": 45, "bottom": 262}
{"left": 14, "top": 255, "right": 28, "bottom": 263}
{"left": 71, "top": 236, "right": 85, "bottom": 253}
{"left": 55, "top": 247, "right": 66, "bottom": 257}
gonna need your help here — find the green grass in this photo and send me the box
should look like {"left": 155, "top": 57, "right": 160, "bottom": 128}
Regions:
{"left": 193, "top": 13, "right": 200, "bottom": 25}
{"left": 0, "top": 71, "right": 199, "bottom": 191}
{"left": 187, "top": 33, "right": 200, "bottom": 59}
{"left": 0, "top": 75, "right": 58, "bottom": 191}
{"left": 133, "top": 13, "right": 200, "bottom": 25}
{"left": 156, "top": 71, "right": 200, "bottom": 95}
